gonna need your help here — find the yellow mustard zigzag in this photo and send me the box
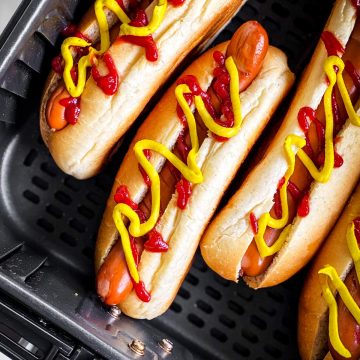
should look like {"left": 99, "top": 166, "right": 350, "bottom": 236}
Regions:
{"left": 113, "top": 57, "right": 241, "bottom": 283}
{"left": 319, "top": 222, "right": 360, "bottom": 358}
{"left": 254, "top": 56, "right": 360, "bottom": 258}
{"left": 61, "top": 0, "right": 167, "bottom": 97}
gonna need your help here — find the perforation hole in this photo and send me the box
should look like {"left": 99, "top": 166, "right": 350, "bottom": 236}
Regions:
{"left": 60, "top": 233, "right": 76, "bottom": 247}
{"left": 264, "top": 344, "right": 282, "bottom": 358}
{"left": 86, "top": 192, "right": 101, "bottom": 205}
{"left": 196, "top": 300, "right": 213, "bottom": 314}
{"left": 78, "top": 205, "right": 95, "bottom": 219}
{"left": 32, "top": 176, "right": 48, "bottom": 190}
{"left": 235, "top": 289, "right": 253, "bottom": 301}
{"left": 23, "top": 190, "right": 39, "bottom": 204}
{"left": 210, "top": 328, "right": 227, "bottom": 343}
{"left": 185, "top": 273, "right": 198, "bottom": 285}
{"left": 23, "top": 149, "right": 38, "bottom": 166}
{"left": 46, "top": 204, "right": 63, "bottom": 219}
{"left": 55, "top": 191, "right": 72, "bottom": 205}
{"left": 40, "top": 162, "right": 57, "bottom": 177}
{"left": 170, "top": 302, "right": 182, "bottom": 313}
{"left": 259, "top": 305, "right": 276, "bottom": 316}
{"left": 187, "top": 314, "right": 204, "bottom": 328}
{"left": 242, "top": 329, "right": 259, "bottom": 344}
{"left": 228, "top": 300, "right": 244, "bottom": 315}
{"left": 268, "top": 290, "right": 285, "bottom": 303}
{"left": 37, "top": 218, "right": 54, "bottom": 233}
{"left": 251, "top": 315, "right": 267, "bottom": 330}
{"left": 178, "top": 287, "right": 190, "bottom": 300}
{"left": 219, "top": 314, "right": 235, "bottom": 329}
{"left": 272, "top": 2, "right": 290, "bottom": 17}
{"left": 233, "top": 343, "right": 250, "bottom": 357}
{"left": 69, "top": 218, "right": 86, "bottom": 233}
{"left": 274, "top": 330, "right": 289, "bottom": 345}
{"left": 64, "top": 177, "right": 80, "bottom": 192}
{"left": 205, "top": 286, "right": 221, "bottom": 300}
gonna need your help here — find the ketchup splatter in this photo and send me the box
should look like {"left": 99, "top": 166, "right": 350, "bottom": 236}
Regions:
{"left": 212, "top": 51, "right": 234, "bottom": 142}
{"left": 130, "top": 236, "right": 140, "bottom": 265}
{"left": 316, "top": 150, "right": 343, "bottom": 168}
{"left": 59, "top": 97, "right": 81, "bottom": 125}
{"left": 321, "top": 31, "right": 345, "bottom": 57}
{"left": 138, "top": 149, "right": 151, "bottom": 187}
{"left": 249, "top": 212, "right": 258, "bottom": 234}
{"left": 61, "top": 24, "right": 78, "bottom": 37}
{"left": 176, "top": 178, "right": 192, "bottom": 209}
{"left": 273, "top": 189, "right": 282, "bottom": 219}
{"left": 132, "top": 280, "right": 151, "bottom": 302}
{"left": 298, "top": 106, "right": 316, "bottom": 133}
{"left": 121, "top": 10, "right": 158, "bottom": 62}
{"left": 287, "top": 180, "right": 301, "bottom": 201}
{"left": 297, "top": 192, "right": 310, "bottom": 217}
{"left": 114, "top": 185, "right": 138, "bottom": 209}
{"left": 169, "top": 0, "right": 186, "bottom": 6}
{"left": 354, "top": 217, "right": 360, "bottom": 243}
{"left": 331, "top": 91, "right": 342, "bottom": 133}
{"left": 175, "top": 131, "right": 190, "bottom": 161}
{"left": 144, "top": 230, "right": 169, "bottom": 252}
{"left": 91, "top": 53, "right": 119, "bottom": 95}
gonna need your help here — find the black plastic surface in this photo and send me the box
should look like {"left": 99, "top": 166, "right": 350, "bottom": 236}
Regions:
{"left": 0, "top": 0, "right": 334, "bottom": 359}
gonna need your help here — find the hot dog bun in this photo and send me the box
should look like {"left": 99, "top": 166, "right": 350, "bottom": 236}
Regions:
{"left": 200, "top": 0, "right": 360, "bottom": 286}
{"left": 95, "top": 37, "right": 294, "bottom": 319}
{"left": 40, "top": 0, "right": 247, "bottom": 180}
{"left": 298, "top": 183, "right": 360, "bottom": 360}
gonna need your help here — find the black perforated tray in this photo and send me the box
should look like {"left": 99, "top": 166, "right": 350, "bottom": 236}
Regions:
{"left": 0, "top": 0, "right": 333, "bottom": 359}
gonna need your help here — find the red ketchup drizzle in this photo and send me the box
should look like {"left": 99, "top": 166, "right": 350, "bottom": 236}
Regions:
{"left": 52, "top": 55, "right": 63, "bottom": 74}
{"left": 212, "top": 51, "right": 234, "bottom": 142}
{"left": 132, "top": 280, "right": 151, "bottom": 302}
{"left": 297, "top": 192, "right": 310, "bottom": 217}
{"left": 121, "top": 10, "right": 158, "bottom": 62}
{"left": 321, "top": 31, "right": 345, "bottom": 57}
{"left": 176, "top": 178, "right": 192, "bottom": 209}
{"left": 113, "top": 185, "right": 152, "bottom": 302}
{"left": 91, "top": 53, "right": 119, "bottom": 95}
{"left": 249, "top": 212, "right": 258, "bottom": 234}
{"left": 144, "top": 229, "right": 169, "bottom": 252}
{"left": 114, "top": 185, "right": 138, "bottom": 209}
{"left": 354, "top": 217, "right": 360, "bottom": 243}
{"left": 331, "top": 90, "right": 342, "bottom": 133}
{"left": 287, "top": 180, "right": 301, "bottom": 201}
{"left": 138, "top": 149, "right": 151, "bottom": 187}
{"left": 169, "top": 0, "right": 186, "bottom": 6}
{"left": 59, "top": 97, "right": 81, "bottom": 125}
{"left": 316, "top": 150, "right": 343, "bottom": 168}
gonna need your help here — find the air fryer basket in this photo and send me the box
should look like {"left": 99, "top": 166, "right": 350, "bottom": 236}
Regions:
{"left": 0, "top": 0, "right": 333, "bottom": 359}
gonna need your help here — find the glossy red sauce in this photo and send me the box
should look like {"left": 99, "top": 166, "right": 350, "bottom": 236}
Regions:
{"left": 114, "top": 185, "right": 138, "bottom": 209}
{"left": 169, "top": 0, "right": 186, "bottom": 6}
{"left": 297, "top": 192, "right": 310, "bottom": 217}
{"left": 287, "top": 180, "right": 301, "bottom": 201}
{"left": 132, "top": 280, "right": 151, "bottom": 302}
{"left": 321, "top": 31, "right": 345, "bottom": 56}
{"left": 249, "top": 212, "right": 258, "bottom": 234}
{"left": 138, "top": 149, "right": 151, "bottom": 187}
{"left": 91, "top": 53, "right": 119, "bottom": 95}
{"left": 121, "top": 10, "right": 158, "bottom": 62}
{"left": 273, "top": 189, "right": 282, "bottom": 219}
{"left": 51, "top": 55, "right": 63, "bottom": 74}
{"left": 176, "top": 178, "right": 192, "bottom": 209}
{"left": 130, "top": 236, "right": 140, "bottom": 265}
{"left": 144, "top": 229, "right": 169, "bottom": 252}
{"left": 351, "top": 0, "right": 360, "bottom": 14}
{"left": 59, "top": 96, "right": 80, "bottom": 125}
{"left": 212, "top": 51, "right": 234, "bottom": 142}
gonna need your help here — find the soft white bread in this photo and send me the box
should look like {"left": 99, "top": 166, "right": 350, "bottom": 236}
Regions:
{"left": 298, "top": 183, "right": 360, "bottom": 360}
{"left": 40, "top": 0, "right": 247, "bottom": 179}
{"left": 95, "top": 42, "right": 294, "bottom": 319}
{"left": 200, "top": 0, "right": 359, "bottom": 286}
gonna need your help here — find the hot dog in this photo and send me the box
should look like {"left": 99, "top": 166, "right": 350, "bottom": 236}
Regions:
{"left": 200, "top": 0, "right": 360, "bottom": 288}
{"left": 298, "top": 184, "right": 360, "bottom": 360}
{"left": 95, "top": 21, "right": 294, "bottom": 319}
{"left": 39, "top": 0, "right": 248, "bottom": 180}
